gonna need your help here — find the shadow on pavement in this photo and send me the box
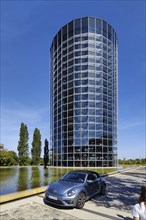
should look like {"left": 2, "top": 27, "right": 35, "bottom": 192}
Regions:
{"left": 91, "top": 168, "right": 146, "bottom": 212}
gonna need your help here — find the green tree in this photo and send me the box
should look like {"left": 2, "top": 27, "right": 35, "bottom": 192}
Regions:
{"left": 118, "top": 158, "right": 146, "bottom": 166}
{"left": 17, "top": 122, "right": 29, "bottom": 165}
{"left": 31, "top": 128, "right": 42, "bottom": 165}
{"left": 7, "top": 151, "right": 19, "bottom": 165}
{"left": 0, "top": 150, "right": 18, "bottom": 166}
{"left": 44, "top": 139, "right": 49, "bottom": 168}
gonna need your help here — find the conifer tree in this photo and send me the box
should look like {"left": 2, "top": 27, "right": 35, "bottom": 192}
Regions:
{"left": 44, "top": 139, "right": 49, "bottom": 168}
{"left": 17, "top": 122, "right": 29, "bottom": 165}
{"left": 31, "top": 128, "right": 41, "bottom": 165}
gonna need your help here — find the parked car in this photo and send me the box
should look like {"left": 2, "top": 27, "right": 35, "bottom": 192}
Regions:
{"left": 44, "top": 170, "right": 106, "bottom": 209}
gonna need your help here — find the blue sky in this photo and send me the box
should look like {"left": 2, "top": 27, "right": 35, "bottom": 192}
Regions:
{"left": 1, "top": 0, "right": 145, "bottom": 159}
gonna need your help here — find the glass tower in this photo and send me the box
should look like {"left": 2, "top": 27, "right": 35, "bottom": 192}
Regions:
{"left": 50, "top": 17, "right": 118, "bottom": 167}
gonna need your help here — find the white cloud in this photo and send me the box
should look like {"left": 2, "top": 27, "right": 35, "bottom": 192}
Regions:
{"left": 119, "top": 120, "right": 145, "bottom": 130}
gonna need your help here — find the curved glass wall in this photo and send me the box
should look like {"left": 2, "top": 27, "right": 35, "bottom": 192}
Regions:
{"left": 50, "top": 17, "right": 118, "bottom": 167}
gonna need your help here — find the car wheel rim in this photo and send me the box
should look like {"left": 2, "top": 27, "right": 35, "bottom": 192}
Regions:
{"left": 78, "top": 193, "right": 86, "bottom": 208}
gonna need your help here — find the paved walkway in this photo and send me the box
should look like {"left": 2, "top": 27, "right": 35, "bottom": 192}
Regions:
{"left": 0, "top": 167, "right": 145, "bottom": 220}
{"left": 0, "top": 193, "right": 132, "bottom": 220}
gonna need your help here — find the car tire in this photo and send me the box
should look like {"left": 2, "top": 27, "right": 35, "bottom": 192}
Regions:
{"left": 76, "top": 192, "right": 86, "bottom": 209}
{"left": 100, "top": 183, "right": 106, "bottom": 195}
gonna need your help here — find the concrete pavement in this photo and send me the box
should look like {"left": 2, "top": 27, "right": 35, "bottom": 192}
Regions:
{"left": 0, "top": 192, "right": 132, "bottom": 220}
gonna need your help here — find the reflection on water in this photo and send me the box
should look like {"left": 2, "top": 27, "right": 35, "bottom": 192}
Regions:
{"left": 43, "top": 168, "right": 49, "bottom": 186}
{"left": 0, "top": 167, "right": 19, "bottom": 195}
{"left": 17, "top": 167, "right": 29, "bottom": 191}
{"left": 0, "top": 166, "right": 67, "bottom": 195}
{"left": 0, "top": 166, "right": 117, "bottom": 196}
{"left": 31, "top": 166, "right": 40, "bottom": 189}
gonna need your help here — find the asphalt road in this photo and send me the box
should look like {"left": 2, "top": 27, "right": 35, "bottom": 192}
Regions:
{"left": 0, "top": 166, "right": 146, "bottom": 220}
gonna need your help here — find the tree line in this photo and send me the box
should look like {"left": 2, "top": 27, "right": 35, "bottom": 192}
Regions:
{"left": 0, "top": 122, "right": 49, "bottom": 166}
{"left": 0, "top": 122, "right": 145, "bottom": 166}
{"left": 118, "top": 158, "right": 146, "bottom": 165}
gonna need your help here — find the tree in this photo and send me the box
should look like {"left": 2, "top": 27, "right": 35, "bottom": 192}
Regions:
{"left": 31, "top": 128, "right": 42, "bottom": 165}
{"left": 7, "top": 151, "right": 19, "bottom": 165}
{"left": 0, "top": 150, "right": 18, "bottom": 166}
{"left": 44, "top": 139, "right": 49, "bottom": 168}
{"left": 118, "top": 158, "right": 146, "bottom": 165}
{"left": 17, "top": 122, "right": 29, "bottom": 165}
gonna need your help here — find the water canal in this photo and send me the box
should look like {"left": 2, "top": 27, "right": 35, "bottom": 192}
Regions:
{"left": 0, "top": 166, "right": 116, "bottom": 196}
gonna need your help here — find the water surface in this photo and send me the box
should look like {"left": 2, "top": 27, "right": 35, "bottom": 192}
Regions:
{"left": 0, "top": 166, "right": 116, "bottom": 196}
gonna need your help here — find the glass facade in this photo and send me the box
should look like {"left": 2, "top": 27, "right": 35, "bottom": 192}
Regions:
{"left": 50, "top": 17, "right": 118, "bottom": 167}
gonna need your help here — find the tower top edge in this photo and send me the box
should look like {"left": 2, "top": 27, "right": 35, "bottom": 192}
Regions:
{"left": 50, "top": 16, "right": 117, "bottom": 49}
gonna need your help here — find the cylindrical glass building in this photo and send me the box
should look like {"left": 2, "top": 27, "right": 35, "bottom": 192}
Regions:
{"left": 50, "top": 16, "right": 118, "bottom": 167}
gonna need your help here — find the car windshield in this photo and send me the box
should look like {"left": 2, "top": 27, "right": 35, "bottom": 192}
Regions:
{"left": 62, "top": 172, "right": 86, "bottom": 183}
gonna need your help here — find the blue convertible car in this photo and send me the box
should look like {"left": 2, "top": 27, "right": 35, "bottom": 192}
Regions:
{"left": 44, "top": 170, "right": 106, "bottom": 209}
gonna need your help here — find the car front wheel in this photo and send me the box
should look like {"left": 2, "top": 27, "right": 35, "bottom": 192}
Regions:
{"left": 76, "top": 192, "right": 86, "bottom": 209}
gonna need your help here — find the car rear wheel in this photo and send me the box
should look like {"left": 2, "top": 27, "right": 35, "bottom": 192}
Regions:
{"left": 76, "top": 192, "right": 86, "bottom": 209}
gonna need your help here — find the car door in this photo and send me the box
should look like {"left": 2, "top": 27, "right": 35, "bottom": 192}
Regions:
{"left": 92, "top": 173, "right": 101, "bottom": 194}
{"left": 86, "top": 173, "right": 99, "bottom": 196}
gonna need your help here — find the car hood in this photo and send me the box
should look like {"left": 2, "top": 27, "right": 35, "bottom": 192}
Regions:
{"left": 47, "top": 180, "right": 83, "bottom": 195}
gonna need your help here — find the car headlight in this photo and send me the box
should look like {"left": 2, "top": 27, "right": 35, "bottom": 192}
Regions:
{"left": 67, "top": 190, "right": 76, "bottom": 197}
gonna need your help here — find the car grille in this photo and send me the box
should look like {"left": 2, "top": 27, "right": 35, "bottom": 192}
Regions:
{"left": 46, "top": 196, "right": 63, "bottom": 205}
